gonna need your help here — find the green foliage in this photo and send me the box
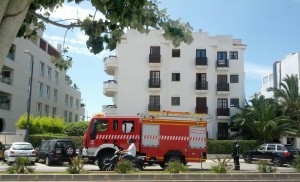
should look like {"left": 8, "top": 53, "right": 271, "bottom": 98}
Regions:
{"left": 6, "top": 157, "right": 35, "bottom": 174}
{"left": 114, "top": 160, "right": 134, "bottom": 173}
{"left": 207, "top": 140, "right": 260, "bottom": 154}
{"left": 211, "top": 156, "right": 232, "bottom": 173}
{"left": 29, "top": 133, "right": 71, "bottom": 147}
{"left": 257, "top": 160, "right": 277, "bottom": 173}
{"left": 66, "top": 157, "right": 88, "bottom": 174}
{"left": 63, "top": 121, "right": 89, "bottom": 136}
{"left": 291, "top": 157, "right": 300, "bottom": 172}
{"left": 164, "top": 160, "right": 188, "bottom": 173}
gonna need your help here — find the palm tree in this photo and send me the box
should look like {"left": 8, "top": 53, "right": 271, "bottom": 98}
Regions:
{"left": 267, "top": 74, "right": 300, "bottom": 132}
{"left": 231, "top": 95, "right": 297, "bottom": 143}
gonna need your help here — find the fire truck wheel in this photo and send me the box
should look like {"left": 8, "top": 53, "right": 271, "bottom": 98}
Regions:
{"left": 98, "top": 153, "right": 113, "bottom": 170}
{"left": 167, "top": 156, "right": 183, "bottom": 164}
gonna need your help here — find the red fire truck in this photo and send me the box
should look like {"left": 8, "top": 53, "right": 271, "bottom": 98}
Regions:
{"left": 82, "top": 111, "right": 210, "bottom": 170}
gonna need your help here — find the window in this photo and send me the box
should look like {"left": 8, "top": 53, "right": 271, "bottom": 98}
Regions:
{"left": 39, "top": 62, "right": 45, "bottom": 77}
{"left": 55, "top": 71, "right": 59, "bottom": 84}
{"left": 150, "top": 46, "right": 160, "bottom": 55}
{"left": 122, "top": 120, "right": 134, "bottom": 134}
{"left": 196, "top": 49, "right": 206, "bottom": 58}
{"left": 46, "top": 85, "right": 50, "bottom": 99}
{"left": 171, "top": 97, "right": 180, "bottom": 106}
{"left": 7, "top": 44, "right": 16, "bottom": 60}
{"left": 230, "top": 98, "right": 239, "bottom": 107}
{"left": 172, "top": 49, "right": 180, "bottom": 57}
{"left": 69, "top": 112, "right": 72, "bottom": 122}
{"left": 267, "top": 144, "right": 276, "bottom": 151}
{"left": 94, "top": 120, "right": 108, "bottom": 133}
{"left": 230, "top": 75, "right": 239, "bottom": 83}
{"left": 47, "top": 66, "right": 52, "bottom": 80}
{"left": 217, "top": 98, "right": 228, "bottom": 108}
{"left": 64, "top": 110, "right": 68, "bottom": 121}
{"left": 45, "top": 105, "right": 49, "bottom": 116}
{"left": 37, "top": 102, "right": 42, "bottom": 116}
{"left": 65, "top": 76, "right": 70, "bottom": 85}
{"left": 149, "top": 95, "right": 160, "bottom": 111}
{"left": 38, "top": 82, "right": 43, "bottom": 97}
{"left": 76, "top": 99, "right": 79, "bottom": 109}
{"left": 65, "top": 94, "right": 69, "bottom": 106}
{"left": 52, "top": 107, "right": 56, "bottom": 116}
{"left": 149, "top": 71, "right": 160, "bottom": 88}
{"left": 54, "top": 89, "right": 58, "bottom": 102}
{"left": 172, "top": 73, "right": 180, "bottom": 81}
{"left": 229, "top": 51, "right": 238, "bottom": 59}
{"left": 113, "top": 120, "right": 118, "bottom": 130}
{"left": 217, "top": 51, "right": 227, "bottom": 60}
{"left": 70, "top": 97, "right": 73, "bottom": 107}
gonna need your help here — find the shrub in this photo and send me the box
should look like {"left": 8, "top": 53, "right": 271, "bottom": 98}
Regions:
{"left": 257, "top": 160, "right": 277, "bottom": 173}
{"left": 208, "top": 140, "right": 260, "bottom": 154}
{"left": 291, "top": 157, "right": 300, "bottom": 172}
{"left": 114, "top": 160, "right": 134, "bottom": 173}
{"left": 63, "top": 121, "right": 89, "bottom": 136}
{"left": 6, "top": 157, "right": 35, "bottom": 174}
{"left": 211, "top": 156, "right": 232, "bottom": 173}
{"left": 164, "top": 160, "right": 188, "bottom": 173}
{"left": 66, "top": 157, "right": 88, "bottom": 174}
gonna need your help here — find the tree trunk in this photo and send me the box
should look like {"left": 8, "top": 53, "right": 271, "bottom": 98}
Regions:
{"left": 0, "top": 0, "right": 31, "bottom": 70}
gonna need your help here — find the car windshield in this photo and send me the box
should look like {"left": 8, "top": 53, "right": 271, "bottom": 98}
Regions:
{"left": 12, "top": 144, "right": 33, "bottom": 150}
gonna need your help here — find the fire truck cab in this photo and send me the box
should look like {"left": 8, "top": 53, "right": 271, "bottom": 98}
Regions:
{"left": 82, "top": 111, "right": 209, "bottom": 170}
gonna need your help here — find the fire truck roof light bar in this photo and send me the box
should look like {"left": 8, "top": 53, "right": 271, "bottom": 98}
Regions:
{"left": 145, "top": 111, "right": 212, "bottom": 120}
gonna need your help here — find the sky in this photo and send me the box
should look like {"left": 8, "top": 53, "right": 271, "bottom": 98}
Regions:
{"left": 43, "top": 0, "right": 300, "bottom": 117}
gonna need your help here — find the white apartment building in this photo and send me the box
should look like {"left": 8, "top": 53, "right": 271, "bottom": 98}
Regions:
{"left": 102, "top": 29, "right": 246, "bottom": 140}
{"left": 261, "top": 52, "right": 300, "bottom": 97}
{"left": 0, "top": 30, "right": 85, "bottom": 134}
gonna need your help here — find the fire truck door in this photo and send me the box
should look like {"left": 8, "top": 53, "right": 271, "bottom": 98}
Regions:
{"left": 142, "top": 124, "right": 159, "bottom": 147}
{"left": 188, "top": 126, "right": 206, "bottom": 161}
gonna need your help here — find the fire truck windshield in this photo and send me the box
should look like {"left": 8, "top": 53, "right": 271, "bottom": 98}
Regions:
{"left": 90, "top": 119, "right": 108, "bottom": 140}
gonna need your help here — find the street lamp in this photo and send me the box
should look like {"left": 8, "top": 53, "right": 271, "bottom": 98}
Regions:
{"left": 24, "top": 50, "right": 34, "bottom": 142}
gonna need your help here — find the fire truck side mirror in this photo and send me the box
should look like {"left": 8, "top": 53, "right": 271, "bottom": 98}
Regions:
{"left": 201, "top": 152, "right": 207, "bottom": 159}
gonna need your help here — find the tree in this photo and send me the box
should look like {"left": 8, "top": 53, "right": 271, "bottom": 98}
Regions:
{"left": 267, "top": 74, "right": 300, "bottom": 132}
{"left": 231, "top": 95, "right": 296, "bottom": 143}
{"left": 0, "top": 0, "right": 193, "bottom": 70}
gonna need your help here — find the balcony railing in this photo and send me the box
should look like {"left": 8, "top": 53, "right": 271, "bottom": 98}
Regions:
{"left": 195, "top": 57, "right": 207, "bottom": 66}
{"left": 195, "top": 106, "right": 208, "bottom": 114}
{"left": 217, "top": 108, "right": 230, "bottom": 116}
{"left": 149, "top": 54, "right": 161, "bottom": 63}
{"left": 149, "top": 79, "right": 161, "bottom": 88}
{"left": 217, "top": 83, "right": 229, "bottom": 91}
{"left": 216, "top": 59, "right": 229, "bottom": 68}
{"left": 148, "top": 104, "right": 160, "bottom": 111}
{"left": 196, "top": 81, "right": 208, "bottom": 90}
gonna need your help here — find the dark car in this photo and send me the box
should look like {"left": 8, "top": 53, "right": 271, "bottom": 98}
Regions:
{"left": 243, "top": 143, "right": 299, "bottom": 167}
{"left": 35, "top": 139, "right": 76, "bottom": 166}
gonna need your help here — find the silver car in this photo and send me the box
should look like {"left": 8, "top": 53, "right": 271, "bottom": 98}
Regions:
{"left": 4, "top": 142, "right": 36, "bottom": 165}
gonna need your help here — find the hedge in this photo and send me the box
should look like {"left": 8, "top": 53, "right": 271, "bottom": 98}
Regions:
{"left": 207, "top": 140, "right": 261, "bottom": 154}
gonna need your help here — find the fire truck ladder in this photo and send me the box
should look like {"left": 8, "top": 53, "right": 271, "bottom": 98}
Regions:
{"left": 144, "top": 111, "right": 212, "bottom": 120}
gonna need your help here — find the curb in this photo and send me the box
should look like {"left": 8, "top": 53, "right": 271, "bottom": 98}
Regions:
{"left": 1, "top": 173, "right": 300, "bottom": 181}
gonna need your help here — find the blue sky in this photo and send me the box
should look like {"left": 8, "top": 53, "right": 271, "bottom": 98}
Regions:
{"left": 44, "top": 0, "right": 300, "bottom": 117}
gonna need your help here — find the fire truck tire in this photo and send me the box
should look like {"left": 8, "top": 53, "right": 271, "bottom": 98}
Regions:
{"left": 167, "top": 156, "right": 184, "bottom": 164}
{"left": 98, "top": 153, "right": 113, "bottom": 170}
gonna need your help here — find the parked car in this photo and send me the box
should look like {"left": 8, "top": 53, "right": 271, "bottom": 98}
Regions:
{"left": 0, "top": 142, "right": 5, "bottom": 160}
{"left": 3, "top": 142, "right": 36, "bottom": 165}
{"left": 35, "top": 139, "right": 76, "bottom": 166}
{"left": 243, "top": 143, "right": 299, "bottom": 167}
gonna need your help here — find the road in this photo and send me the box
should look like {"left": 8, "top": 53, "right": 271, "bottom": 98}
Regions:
{"left": 0, "top": 159, "right": 297, "bottom": 173}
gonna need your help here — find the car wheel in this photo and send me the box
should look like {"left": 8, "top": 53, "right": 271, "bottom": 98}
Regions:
{"left": 244, "top": 154, "right": 252, "bottom": 163}
{"left": 64, "top": 146, "right": 75, "bottom": 156}
{"left": 273, "top": 157, "right": 283, "bottom": 167}
{"left": 45, "top": 156, "right": 52, "bottom": 166}
{"left": 31, "top": 161, "right": 35, "bottom": 165}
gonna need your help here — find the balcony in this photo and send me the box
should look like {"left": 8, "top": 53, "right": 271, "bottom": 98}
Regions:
{"left": 216, "top": 59, "right": 229, "bottom": 71}
{"left": 195, "top": 81, "right": 208, "bottom": 94}
{"left": 195, "top": 106, "right": 208, "bottom": 114}
{"left": 103, "top": 80, "right": 118, "bottom": 97}
{"left": 195, "top": 57, "right": 208, "bottom": 69}
{"left": 217, "top": 108, "right": 230, "bottom": 119}
{"left": 148, "top": 104, "right": 160, "bottom": 111}
{"left": 104, "top": 56, "right": 118, "bottom": 75}
{"left": 102, "top": 105, "right": 117, "bottom": 115}
{"left": 149, "top": 54, "right": 161, "bottom": 63}
{"left": 217, "top": 83, "right": 229, "bottom": 94}
{"left": 148, "top": 79, "right": 161, "bottom": 92}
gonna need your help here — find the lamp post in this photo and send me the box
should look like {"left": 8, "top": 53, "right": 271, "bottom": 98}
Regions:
{"left": 24, "top": 50, "right": 34, "bottom": 142}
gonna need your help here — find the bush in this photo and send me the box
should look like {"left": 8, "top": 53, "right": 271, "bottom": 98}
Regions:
{"left": 6, "top": 157, "right": 35, "bottom": 174}
{"left": 164, "top": 160, "right": 188, "bottom": 173}
{"left": 114, "top": 160, "right": 134, "bottom": 173}
{"left": 29, "top": 133, "right": 72, "bottom": 148}
{"left": 208, "top": 140, "right": 260, "bottom": 154}
{"left": 66, "top": 157, "right": 88, "bottom": 174}
{"left": 291, "top": 157, "right": 300, "bottom": 172}
{"left": 211, "top": 156, "right": 232, "bottom": 173}
{"left": 257, "top": 160, "right": 277, "bottom": 173}
{"left": 63, "top": 121, "right": 89, "bottom": 136}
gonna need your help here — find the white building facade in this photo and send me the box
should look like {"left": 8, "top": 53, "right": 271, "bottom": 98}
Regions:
{"left": 0, "top": 31, "right": 85, "bottom": 134}
{"left": 102, "top": 29, "right": 246, "bottom": 139}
